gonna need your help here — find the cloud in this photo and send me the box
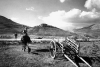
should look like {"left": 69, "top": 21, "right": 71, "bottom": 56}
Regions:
{"left": 65, "top": 9, "right": 81, "bottom": 18}
{"left": 69, "top": 9, "right": 100, "bottom": 24}
{"left": 38, "top": 6, "right": 100, "bottom": 31}
{"left": 79, "top": 0, "right": 100, "bottom": 23}
{"left": 80, "top": 10, "right": 100, "bottom": 19}
{"left": 84, "top": 0, "right": 92, "bottom": 9}
{"left": 38, "top": 9, "right": 81, "bottom": 30}
{"left": 60, "top": 0, "right": 65, "bottom": 3}
{"left": 85, "top": 0, "right": 100, "bottom": 11}
{"left": 26, "top": 7, "right": 34, "bottom": 11}
{"left": 10, "top": 17, "right": 19, "bottom": 21}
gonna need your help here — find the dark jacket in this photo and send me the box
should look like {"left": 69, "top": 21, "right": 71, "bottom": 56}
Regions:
{"left": 21, "top": 35, "right": 31, "bottom": 44}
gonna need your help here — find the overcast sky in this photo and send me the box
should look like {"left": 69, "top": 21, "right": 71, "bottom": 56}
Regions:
{"left": 0, "top": 0, "right": 100, "bottom": 31}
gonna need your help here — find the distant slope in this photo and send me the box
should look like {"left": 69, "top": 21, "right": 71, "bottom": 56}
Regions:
{"left": 28, "top": 23, "right": 75, "bottom": 36}
{"left": 0, "top": 15, "right": 28, "bottom": 34}
{"left": 74, "top": 24, "right": 95, "bottom": 33}
{"left": 0, "top": 15, "right": 75, "bottom": 36}
{"left": 74, "top": 24, "right": 100, "bottom": 37}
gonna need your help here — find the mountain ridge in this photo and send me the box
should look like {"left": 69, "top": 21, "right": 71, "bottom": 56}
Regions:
{"left": 74, "top": 24, "right": 100, "bottom": 37}
{"left": 28, "top": 23, "right": 75, "bottom": 36}
{"left": 0, "top": 15, "right": 28, "bottom": 34}
{"left": 0, "top": 15, "right": 75, "bottom": 36}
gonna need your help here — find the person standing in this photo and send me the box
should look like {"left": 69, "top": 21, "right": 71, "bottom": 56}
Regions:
{"left": 21, "top": 33, "right": 32, "bottom": 53}
{"left": 23, "top": 27, "right": 28, "bottom": 34}
{"left": 21, "top": 27, "right": 32, "bottom": 53}
{"left": 14, "top": 33, "right": 18, "bottom": 39}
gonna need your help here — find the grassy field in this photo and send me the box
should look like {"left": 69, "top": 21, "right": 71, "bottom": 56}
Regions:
{"left": 0, "top": 42, "right": 74, "bottom": 67}
{"left": 0, "top": 41, "right": 100, "bottom": 67}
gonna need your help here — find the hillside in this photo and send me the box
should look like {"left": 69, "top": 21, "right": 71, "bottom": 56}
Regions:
{"left": 28, "top": 23, "right": 74, "bottom": 36}
{"left": 0, "top": 15, "right": 28, "bottom": 34}
{"left": 74, "top": 24, "right": 100, "bottom": 37}
{"left": 0, "top": 15, "right": 75, "bottom": 36}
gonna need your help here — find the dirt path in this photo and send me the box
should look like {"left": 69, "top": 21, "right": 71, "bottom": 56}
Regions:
{"left": 0, "top": 45, "right": 75, "bottom": 67}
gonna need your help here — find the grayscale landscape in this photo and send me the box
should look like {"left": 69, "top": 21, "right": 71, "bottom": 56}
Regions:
{"left": 0, "top": 16, "right": 100, "bottom": 67}
{"left": 0, "top": 0, "right": 100, "bottom": 67}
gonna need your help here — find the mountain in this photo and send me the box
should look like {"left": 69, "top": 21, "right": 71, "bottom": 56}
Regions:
{"left": 28, "top": 23, "right": 74, "bottom": 36}
{"left": 0, "top": 15, "right": 28, "bottom": 34}
{"left": 74, "top": 24, "right": 100, "bottom": 38}
{"left": 74, "top": 24, "right": 95, "bottom": 33}
{"left": 0, "top": 15, "right": 75, "bottom": 36}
